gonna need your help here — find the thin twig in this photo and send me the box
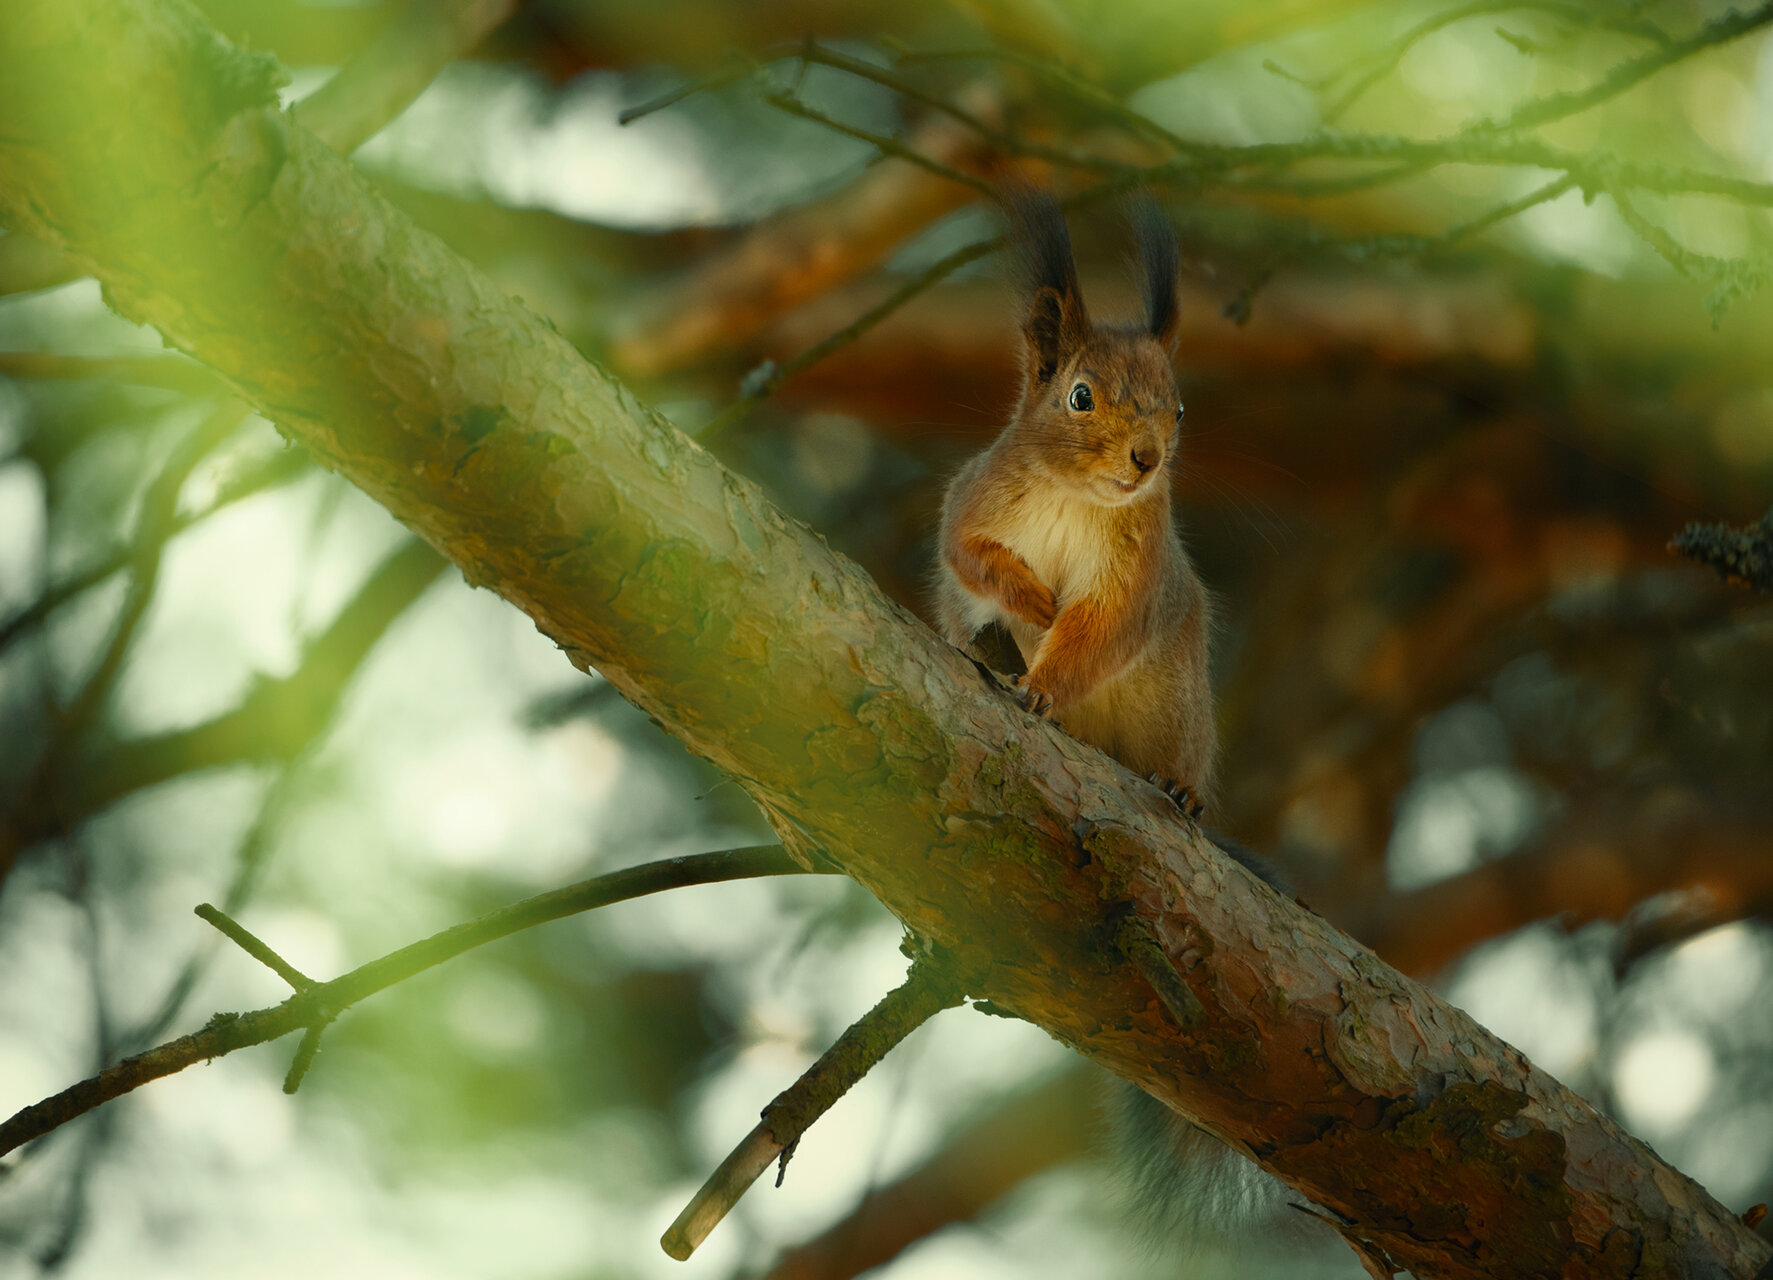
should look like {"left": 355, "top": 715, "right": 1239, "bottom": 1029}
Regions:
{"left": 636, "top": 34, "right": 1773, "bottom": 409}
{"left": 872, "top": 74, "right": 1773, "bottom": 216}
{"left": 618, "top": 39, "right": 1114, "bottom": 175}
{"left": 696, "top": 173, "right": 1145, "bottom": 446}
{"left": 194, "top": 903, "right": 313, "bottom": 991}
{"left": 894, "top": 45, "right": 1773, "bottom": 211}
{"left": 791, "top": 42, "right": 1117, "bottom": 173}
{"left": 1229, "top": 158, "right": 1439, "bottom": 200}
{"left": 803, "top": 43, "right": 1001, "bottom": 140}
{"left": 660, "top": 961, "right": 963, "bottom": 1261}
{"left": 1320, "top": 0, "right": 1671, "bottom": 124}
{"left": 1492, "top": 0, "right": 1773, "bottom": 133}
{"left": 1223, "top": 173, "right": 1576, "bottom": 323}
{"left": 1608, "top": 188, "right": 1717, "bottom": 279}
{"left": 282, "top": 1019, "right": 331, "bottom": 1094}
{"left": 1339, "top": 170, "right": 1579, "bottom": 260}
{"left": 896, "top": 45, "right": 1194, "bottom": 156}
{"left": 1145, "top": 132, "right": 1773, "bottom": 207}
{"left": 618, "top": 57, "right": 750, "bottom": 125}
{"left": 0, "top": 846, "right": 828, "bottom": 1158}
{"left": 124, "top": 758, "right": 309, "bottom": 1052}
{"left": 1609, "top": 187, "right": 1767, "bottom": 319}
{"left": 699, "top": 234, "right": 1003, "bottom": 446}
{"left": 911, "top": 2, "right": 1745, "bottom": 161}
{"left": 758, "top": 90, "right": 999, "bottom": 198}
{"left": 756, "top": 1068, "right": 1094, "bottom": 1280}
{"left": 1439, "top": 171, "right": 1577, "bottom": 240}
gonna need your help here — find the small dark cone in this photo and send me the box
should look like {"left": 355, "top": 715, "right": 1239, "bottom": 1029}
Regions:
{"left": 1670, "top": 508, "right": 1773, "bottom": 593}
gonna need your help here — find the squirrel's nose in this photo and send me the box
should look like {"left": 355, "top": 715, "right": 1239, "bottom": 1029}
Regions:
{"left": 1131, "top": 445, "right": 1159, "bottom": 475}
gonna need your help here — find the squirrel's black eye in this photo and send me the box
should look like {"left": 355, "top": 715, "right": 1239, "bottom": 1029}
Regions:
{"left": 1068, "top": 383, "right": 1093, "bottom": 412}
{"left": 1175, "top": 401, "right": 1185, "bottom": 422}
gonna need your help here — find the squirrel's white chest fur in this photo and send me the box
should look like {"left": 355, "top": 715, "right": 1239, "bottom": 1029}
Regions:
{"left": 999, "top": 487, "right": 1117, "bottom": 606}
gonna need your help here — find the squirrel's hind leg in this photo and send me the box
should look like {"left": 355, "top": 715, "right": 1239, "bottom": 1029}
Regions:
{"left": 932, "top": 571, "right": 989, "bottom": 649}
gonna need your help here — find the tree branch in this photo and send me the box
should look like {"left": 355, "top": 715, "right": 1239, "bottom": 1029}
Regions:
{"left": 0, "top": 846, "right": 818, "bottom": 1158}
{"left": 758, "top": 1068, "right": 1095, "bottom": 1280}
{"left": 291, "top": 0, "right": 517, "bottom": 155}
{"left": 1340, "top": 803, "right": 1773, "bottom": 978}
{"left": 3, "top": 4, "right": 1766, "bottom": 1272}
{"left": 194, "top": 902, "right": 314, "bottom": 990}
{"left": 1316, "top": 1, "right": 1671, "bottom": 124}
{"left": 698, "top": 231, "right": 1003, "bottom": 446}
{"left": 0, "top": 443, "right": 312, "bottom": 653}
{"left": 40, "top": 403, "right": 244, "bottom": 739}
{"left": 3, "top": 531, "right": 443, "bottom": 882}
{"left": 6, "top": 402, "right": 247, "bottom": 878}
{"left": 610, "top": 90, "right": 1000, "bottom": 378}
{"left": 1223, "top": 173, "right": 1576, "bottom": 322}
{"left": 788, "top": 42, "right": 1114, "bottom": 174}
{"left": 661, "top": 961, "right": 962, "bottom": 1260}
{"left": 47, "top": 535, "right": 446, "bottom": 825}
{"left": 757, "top": 89, "right": 1000, "bottom": 198}
{"left": 1491, "top": 1, "right": 1773, "bottom": 132}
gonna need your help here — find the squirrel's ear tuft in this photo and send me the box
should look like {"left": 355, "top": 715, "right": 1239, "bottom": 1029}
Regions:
{"left": 1128, "top": 194, "right": 1181, "bottom": 353}
{"left": 1007, "top": 188, "right": 1089, "bottom": 383}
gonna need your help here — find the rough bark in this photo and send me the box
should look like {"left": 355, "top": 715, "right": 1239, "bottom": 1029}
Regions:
{"left": 1, "top": 3, "right": 1767, "bottom": 1276}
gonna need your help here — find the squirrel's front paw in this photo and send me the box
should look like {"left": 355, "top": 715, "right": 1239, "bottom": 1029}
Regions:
{"left": 1146, "top": 773, "right": 1204, "bottom": 819}
{"left": 1007, "top": 580, "right": 1057, "bottom": 630}
{"left": 1011, "top": 676, "right": 1054, "bottom": 718}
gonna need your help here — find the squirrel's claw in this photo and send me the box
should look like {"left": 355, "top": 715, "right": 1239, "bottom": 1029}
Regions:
{"left": 1146, "top": 773, "right": 1205, "bottom": 819}
{"left": 1012, "top": 677, "right": 1054, "bottom": 719}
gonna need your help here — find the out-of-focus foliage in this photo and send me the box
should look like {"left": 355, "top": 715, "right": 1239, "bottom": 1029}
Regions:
{"left": 3, "top": 0, "right": 1773, "bottom": 1277}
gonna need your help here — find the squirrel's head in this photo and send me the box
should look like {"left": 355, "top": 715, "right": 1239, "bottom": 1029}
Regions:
{"left": 1007, "top": 191, "right": 1184, "bottom": 508}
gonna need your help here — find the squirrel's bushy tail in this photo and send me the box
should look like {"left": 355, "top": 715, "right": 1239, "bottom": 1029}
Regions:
{"left": 1104, "top": 1082, "right": 1355, "bottom": 1275}
{"left": 1102, "top": 837, "right": 1361, "bottom": 1275}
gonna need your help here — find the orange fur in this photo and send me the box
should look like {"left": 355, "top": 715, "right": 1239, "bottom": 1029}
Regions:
{"left": 933, "top": 196, "right": 1217, "bottom": 802}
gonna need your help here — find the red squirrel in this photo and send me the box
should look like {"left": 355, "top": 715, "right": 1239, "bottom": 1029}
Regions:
{"left": 937, "top": 195, "right": 1328, "bottom": 1261}
{"left": 940, "top": 198, "right": 1327, "bottom": 1257}
{"left": 934, "top": 191, "right": 1214, "bottom": 814}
